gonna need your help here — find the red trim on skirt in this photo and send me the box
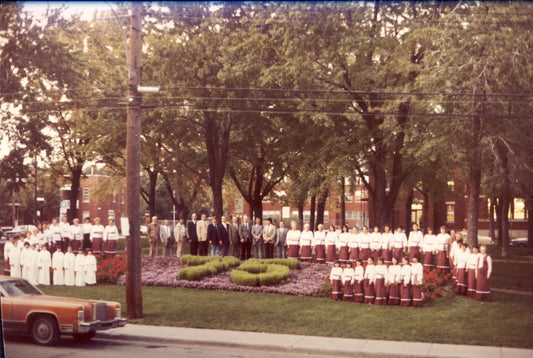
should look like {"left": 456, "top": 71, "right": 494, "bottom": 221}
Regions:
{"left": 331, "top": 279, "right": 341, "bottom": 300}
{"left": 343, "top": 280, "right": 354, "bottom": 301}
{"left": 455, "top": 267, "right": 467, "bottom": 294}
{"left": 349, "top": 247, "right": 358, "bottom": 262}
{"left": 315, "top": 245, "right": 325, "bottom": 262}
{"left": 363, "top": 278, "right": 374, "bottom": 304}
{"left": 326, "top": 245, "right": 337, "bottom": 264}
{"left": 400, "top": 281, "right": 411, "bottom": 307}
{"left": 339, "top": 246, "right": 349, "bottom": 262}
{"left": 382, "top": 249, "right": 392, "bottom": 264}
{"left": 104, "top": 239, "right": 117, "bottom": 255}
{"left": 374, "top": 278, "right": 387, "bottom": 305}
{"left": 288, "top": 245, "right": 299, "bottom": 260}
{"left": 353, "top": 281, "right": 364, "bottom": 302}
{"left": 300, "top": 245, "right": 312, "bottom": 261}
{"left": 92, "top": 237, "right": 103, "bottom": 254}
{"left": 388, "top": 283, "right": 400, "bottom": 305}
{"left": 423, "top": 252, "right": 434, "bottom": 267}
{"left": 467, "top": 269, "right": 476, "bottom": 298}
{"left": 412, "top": 284, "right": 423, "bottom": 307}
{"left": 436, "top": 251, "right": 449, "bottom": 270}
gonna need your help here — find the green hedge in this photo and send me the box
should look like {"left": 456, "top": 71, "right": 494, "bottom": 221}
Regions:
{"left": 231, "top": 262, "right": 291, "bottom": 287}
{"left": 178, "top": 256, "right": 241, "bottom": 281}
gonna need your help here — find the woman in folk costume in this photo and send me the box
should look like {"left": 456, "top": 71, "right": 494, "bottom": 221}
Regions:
{"left": 467, "top": 246, "right": 480, "bottom": 298}
{"left": 49, "top": 218, "right": 62, "bottom": 253}
{"left": 299, "top": 224, "right": 314, "bottom": 262}
{"left": 82, "top": 217, "right": 92, "bottom": 251}
{"left": 52, "top": 247, "right": 65, "bottom": 285}
{"left": 85, "top": 250, "right": 97, "bottom": 286}
{"left": 476, "top": 245, "right": 492, "bottom": 301}
{"left": 422, "top": 228, "right": 437, "bottom": 269}
{"left": 408, "top": 223, "right": 423, "bottom": 263}
{"left": 37, "top": 244, "right": 52, "bottom": 285}
{"left": 435, "top": 226, "right": 450, "bottom": 271}
{"left": 69, "top": 218, "right": 83, "bottom": 252}
{"left": 374, "top": 257, "right": 388, "bottom": 305}
{"left": 329, "top": 261, "right": 343, "bottom": 300}
{"left": 411, "top": 255, "right": 424, "bottom": 307}
{"left": 381, "top": 225, "right": 394, "bottom": 265}
{"left": 286, "top": 221, "right": 301, "bottom": 260}
{"left": 358, "top": 226, "right": 371, "bottom": 264}
{"left": 90, "top": 217, "right": 105, "bottom": 255}
{"left": 449, "top": 233, "right": 462, "bottom": 286}
{"left": 104, "top": 217, "right": 120, "bottom": 257}
{"left": 353, "top": 259, "right": 365, "bottom": 303}
{"left": 341, "top": 263, "right": 355, "bottom": 302}
{"left": 63, "top": 246, "right": 76, "bottom": 286}
{"left": 75, "top": 249, "right": 87, "bottom": 287}
{"left": 392, "top": 227, "right": 407, "bottom": 262}
{"left": 325, "top": 225, "right": 338, "bottom": 264}
{"left": 363, "top": 256, "right": 376, "bottom": 304}
{"left": 370, "top": 226, "right": 382, "bottom": 263}
{"left": 9, "top": 239, "right": 22, "bottom": 277}
{"left": 337, "top": 225, "right": 351, "bottom": 264}
{"left": 313, "top": 224, "right": 326, "bottom": 263}
{"left": 28, "top": 244, "right": 39, "bottom": 285}
{"left": 21, "top": 241, "right": 31, "bottom": 281}
{"left": 454, "top": 243, "right": 470, "bottom": 295}
{"left": 400, "top": 256, "right": 412, "bottom": 307}
{"left": 348, "top": 227, "right": 359, "bottom": 263}
{"left": 387, "top": 256, "right": 401, "bottom": 305}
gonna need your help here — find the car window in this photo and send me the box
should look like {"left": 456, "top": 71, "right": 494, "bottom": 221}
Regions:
{"left": 0, "top": 280, "right": 42, "bottom": 297}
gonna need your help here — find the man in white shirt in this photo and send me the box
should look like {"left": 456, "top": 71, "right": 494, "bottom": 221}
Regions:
{"left": 160, "top": 219, "right": 172, "bottom": 256}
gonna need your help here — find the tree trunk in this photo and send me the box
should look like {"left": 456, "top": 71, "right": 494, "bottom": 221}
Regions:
{"left": 147, "top": 169, "right": 158, "bottom": 217}
{"left": 495, "top": 197, "right": 502, "bottom": 246}
{"left": 316, "top": 190, "right": 328, "bottom": 228}
{"left": 466, "top": 113, "right": 482, "bottom": 248}
{"left": 251, "top": 199, "right": 263, "bottom": 222}
{"left": 67, "top": 165, "right": 83, "bottom": 222}
{"left": 298, "top": 203, "right": 304, "bottom": 230}
{"left": 421, "top": 190, "right": 429, "bottom": 230}
{"left": 488, "top": 197, "right": 496, "bottom": 244}
{"left": 405, "top": 188, "right": 414, "bottom": 232}
{"left": 527, "top": 199, "right": 533, "bottom": 249}
{"left": 309, "top": 194, "right": 316, "bottom": 230}
{"left": 340, "top": 177, "right": 346, "bottom": 227}
{"left": 499, "top": 142, "right": 511, "bottom": 258}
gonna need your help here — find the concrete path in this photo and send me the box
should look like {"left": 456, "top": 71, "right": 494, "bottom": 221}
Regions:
{"left": 96, "top": 324, "right": 533, "bottom": 358}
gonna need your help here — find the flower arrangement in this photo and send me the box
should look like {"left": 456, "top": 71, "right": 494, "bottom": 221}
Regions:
{"left": 96, "top": 255, "right": 126, "bottom": 284}
{"left": 422, "top": 267, "right": 452, "bottom": 302}
{"left": 178, "top": 255, "right": 240, "bottom": 281}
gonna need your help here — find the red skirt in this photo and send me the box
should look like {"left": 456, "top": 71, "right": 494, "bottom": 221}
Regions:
{"left": 363, "top": 278, "right": 374, "bottom": 304}
{"left": 360, "top": 248, "right": 371, "bottom": 262}
{"left": 300, "top": 245, "right": 312, "bottom": 261}
{"left": 371, "top": 249, "right": 381, "bottom": 263}
{"left": 400, "top": 281, "right": 411, "bottom": 306}
{"left": 455, "top": 267, "right": 467, "bottom": 294}
{"left": 343, "top": 280, "right": 354, "bottom": 301}
{"left": 423, "top": 252, "right": 434, "bottom": 268}
{"left": 436, "top": 251, "right": 449, "bottom": 270}
{"left": 388, "top": 283, "right": 400, "bottom": 305}
{"left": 394, "top": 248, "right": 404, "bottom": 262}
{"left": 104, "top": 239, "right": 117, "bottom": 255}
{"left": 412, "top": 284, "right": 423, "bottom": 307}
{"left": 288, "top": 245, "right": 299, "bottom": 260}
{"left": 382, "top": 249, "right": 392, "bottom": 264}
{"left": 353, "top": 281, "right": 364, "bottom": 302}
{"left": 339, "top": 246, "right": 349, "bottom": 262}
{"left": 331, "top": 279, "right": 341, "bottom": 300}
{"left": 409, "top": 246, "right": 420, "bottom": 262}
{"left": 467, "top": 269, "right": 477, "bottom": 298}
{"left": 326, "top": 245, "right": 337, "bottom": 264}
{"left": 374, "top": 278, "right": 387, "bottom": 305}
{"left": 92, "top": 237, "right": 103, "bottom": 254}
{"left": 349, "top": 247, "right": 358, "bottom": 262}
{"left": 476, "top": 266, "right": 492, "bottom": 301}
{"left": 71, "top": 239, "right": 81, "bottom": 252}
{"left": 315, "top": 245, "right": 325, "bottom": 262}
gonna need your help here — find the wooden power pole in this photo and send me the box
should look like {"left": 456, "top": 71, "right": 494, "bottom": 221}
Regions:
{"left": 125, "top": 2, "right": 143, "bottom": 319}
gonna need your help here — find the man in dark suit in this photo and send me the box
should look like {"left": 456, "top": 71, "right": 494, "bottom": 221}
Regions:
{"left": 217, "top": 215, "right": 230, "bottom": 257}
{"left": 207, "top": 216, "right": 218, "bottom": 256}
{"left": 238, "top": 215, "right": 253, "bottom": 260}
{"left": 187, "top": 213, "right": 198, "bottom": 255}
{"left": 228, "top": 216, "right": 240, "bottom": 258}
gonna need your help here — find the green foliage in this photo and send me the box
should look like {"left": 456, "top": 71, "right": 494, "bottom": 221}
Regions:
{"left": 232, "top": 259, "right": 293, "bottom": 286}
{"left": 178, "top": 255, "right": 241, "bottom": 281}
{"left": 230, "top": 270, "right": 260, "bottom": 287}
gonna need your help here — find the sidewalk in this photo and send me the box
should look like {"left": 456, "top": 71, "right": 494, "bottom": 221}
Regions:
{"left": 96, "top": 324, "right": 533, "bottom": 358}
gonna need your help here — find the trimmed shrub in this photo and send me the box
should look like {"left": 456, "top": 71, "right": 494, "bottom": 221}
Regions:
{"left": 180, "top": 255, "right": 222, "bottom": 266}
{"left": 230, "top": 270, "right": 260, "bottom": 287}
{"left": 237, "top": 260, "right": 268, "bottom": 274}
{"left": 222, "top": 256, "right": 241, "bottom": 270}
{"left": 178, "top": 255, "right": 241, "bottom": 281}
{"left": 258, "top": 264, "right": 290, "bottom": 286}
{"left": 257, "top": 258, "right": 300, "bottom": 270}
{"left": 232, "top": 261, "right": 291, "bottom": 287}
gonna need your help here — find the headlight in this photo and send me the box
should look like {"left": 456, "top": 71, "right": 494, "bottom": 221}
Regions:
{"left": 78, "top": 310, "right": 84, "bottom": 322}
{"left": 115, "top": 307, "right": 121, "bottom": 319}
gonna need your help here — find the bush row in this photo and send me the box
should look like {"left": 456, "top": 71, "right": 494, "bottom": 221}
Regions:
{"left": 231, "top": 263, "right": 291, "bottom": 287}
{"left": 180, "top": 254, "right": 222, "bottom": 266}
{"left": 239, "top": 258, "right": 300, "bottom": 270}
{"left": 178, "top": 256, "right": 241, "bottom": 281}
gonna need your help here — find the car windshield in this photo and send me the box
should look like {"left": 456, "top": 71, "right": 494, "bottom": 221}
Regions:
{"left": 0, "top": 280, "right": 42, "bottom": 297}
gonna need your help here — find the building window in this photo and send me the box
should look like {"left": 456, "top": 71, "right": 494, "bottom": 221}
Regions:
{"left": 108, "top": 210, "right": 115, "bottom": 221}
{"left": 346, "top": 211, "right": 363, "bottom": 220}
{"left": 446, "top": 202, "right": 455, "bottom": 223}
{"left": 355, "top": 190, "right": 362, "bottom": 202}
{"left": 82, "top": 211, "right": 90, "bottom": 221}
{"left": 513, "top": 198, "right": 526, "bottom": 220}
{"left": 447, "top": 181, "right": 455, "bottom": 192}
{"left": 345, "top": 193, "right": 353, "bottom": 202}
{"left": 82, "top": 188, "right": 90, "bottom": 203}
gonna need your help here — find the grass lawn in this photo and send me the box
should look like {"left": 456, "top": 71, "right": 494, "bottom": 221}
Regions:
{"left": 39, "top": 285, "right": 533, "bottom": 349}
{"left": 492, "top": 261, "right": 533, "bottom": 291}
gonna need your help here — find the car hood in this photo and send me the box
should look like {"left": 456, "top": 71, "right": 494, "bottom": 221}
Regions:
{"left": 15, "top": 294, "right": 119, "bottom": 307}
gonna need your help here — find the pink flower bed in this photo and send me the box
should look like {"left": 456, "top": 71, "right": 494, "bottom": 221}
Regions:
{"left": 116, "top": 256, "right": 330, "bottom": 296}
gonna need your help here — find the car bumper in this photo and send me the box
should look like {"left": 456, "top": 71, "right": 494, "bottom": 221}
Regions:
{"left": 77, "top": 318, "right": 127, "bottom": 333}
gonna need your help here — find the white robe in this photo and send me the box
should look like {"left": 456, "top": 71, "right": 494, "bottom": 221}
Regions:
{"left": 85, "top": 255, "right": 97, "bottom": 285}
{"left": 28, "top": 249, "right": 39, "bottom": 285}
{"left": 9, "top": 245, "right": 21, "bottom": 277}
{"left": 21, "top": 248, "right": 31, "bottom": 281}
{"left": 52, "top": 251, "right": 65, "bottom": 285}
{"left": 37, "top": 250, "right": 52, "bottom": 285}
{"left": 75, "top": 254, "right": 86, "bottom": 287}
{"left": 63, "top": 252, "right": 76, "bottom": 286}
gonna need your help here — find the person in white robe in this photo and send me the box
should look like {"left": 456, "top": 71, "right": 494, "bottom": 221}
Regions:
{"left": 85, "top": 250, "right": 97, "bottom": 285}
{"left": 63, "top": 246, "right": 76, "bottom": 286}
{"left": 74, "top": 250, "right": 87, "bottom": 287}
{"left": 28, "top": 244, "right": 39, "bottom": 285}
{"left": 52, "top": 247, "right": 65, "bottom": 285}
{"left": 21, "top": 242, "right": 31, "bottom": 280}
{"left": 9, "top": 240, "right": 22, "bottom": 277}
{"left": 37, "top": 245, "right": 52, "bottom": 285}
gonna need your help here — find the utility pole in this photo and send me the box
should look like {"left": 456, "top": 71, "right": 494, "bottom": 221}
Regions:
{"left": 125, "top": 2, "right": 143, "bottom": 319}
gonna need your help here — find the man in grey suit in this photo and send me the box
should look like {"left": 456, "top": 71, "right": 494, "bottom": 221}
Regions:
{"left": 251, "top": 217, "right": 264, "bottom": 259}
{"left": 276, "top": 221, "right": 288, "bottom": 259}
{"left": 228, "top": 216, "right": 241, "bottom": 258}
{"left": 238, "top": 215, "right": 253, "bottom": 260}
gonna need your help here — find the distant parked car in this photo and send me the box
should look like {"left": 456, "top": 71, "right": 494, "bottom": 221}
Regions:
{"left": 460, "top": 231, "right": 494, "bottom": 246}
{"left": 5, "top": 225, "right": 38, "bottom": 238}
{"left": 0, "top": 276, "right": 126, "bottom": 345}
{"left": 510, "top": 238, "right": 528, "bottom": 247}
{"left": 1, "top": 226, "right": 13, "bottom": 237}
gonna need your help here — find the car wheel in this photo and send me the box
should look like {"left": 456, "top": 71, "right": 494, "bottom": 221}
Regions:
{"left": 31, "top": 315, "right": 59, "bottom": 346}
{"left": 73, "top": 331, "right": 95, "bottom": 343}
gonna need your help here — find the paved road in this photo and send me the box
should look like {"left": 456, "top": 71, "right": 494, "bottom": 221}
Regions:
{"left": 4, "top": 335, "right": 337, "bottom": 358}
